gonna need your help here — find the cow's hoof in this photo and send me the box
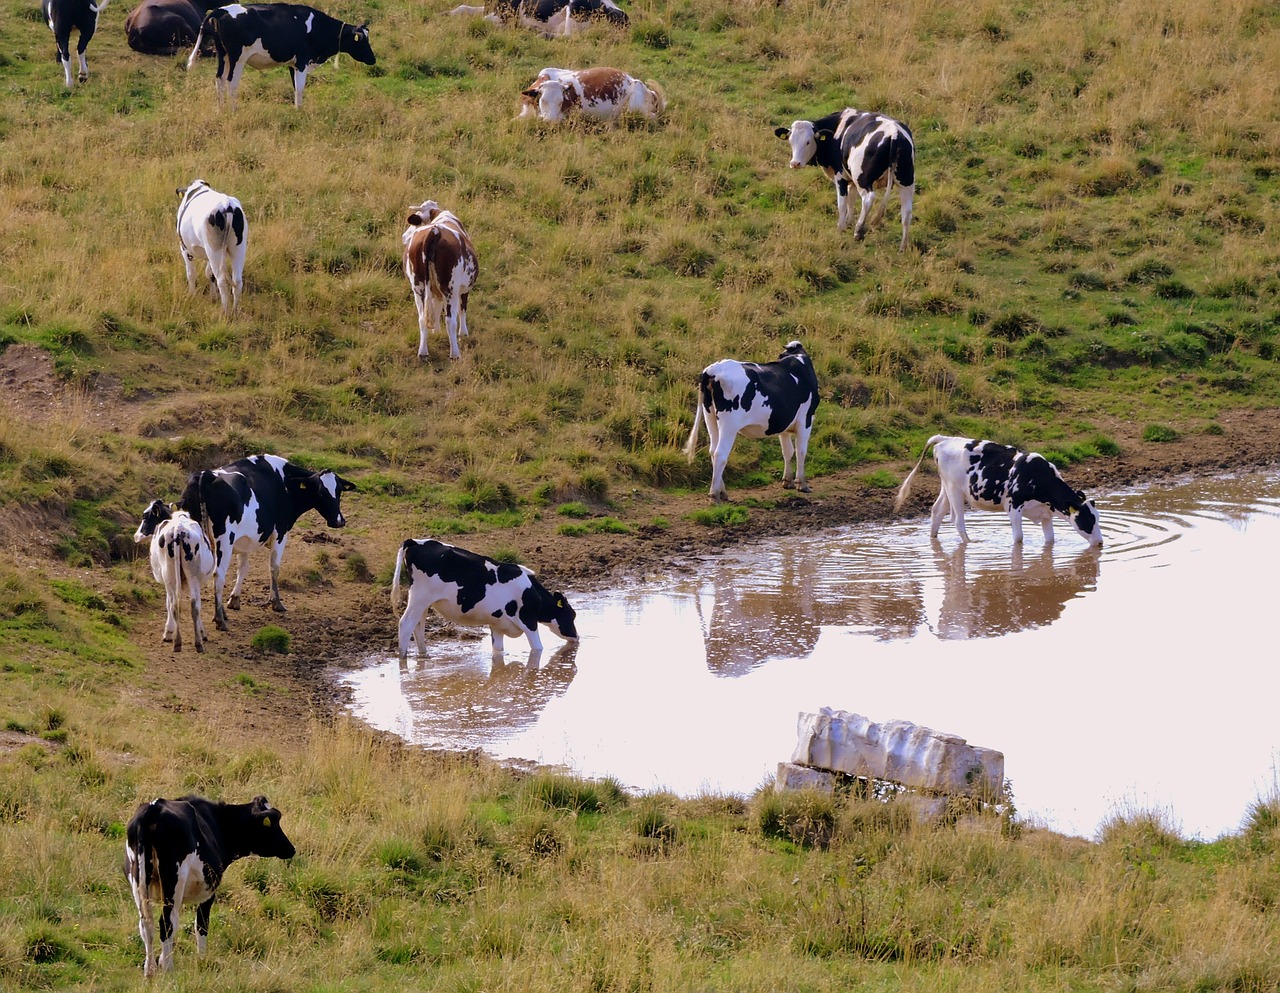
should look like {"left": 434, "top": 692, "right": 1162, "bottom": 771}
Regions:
{"left": 216, "top": 619, "right": 229, "bottom": 632}
{"left": 195, "top": 643, "right": 205, "bottom": 654}
{"left": 798, "top": 484, "right": 812, "bottom": 493}
{"left": 854, "top": 230, "right": 867, "bottom": 242}
{"left": 271, "top": 602, "right": 286, "bottom": 613}
{"left": 782, "top": 480, "right": 796, "bottom": 490}
{"left": 227, "top": 595, "right": 241, "bottom": 610}
{"left": 78, "top": 73, "right": 88, "bottom": 83}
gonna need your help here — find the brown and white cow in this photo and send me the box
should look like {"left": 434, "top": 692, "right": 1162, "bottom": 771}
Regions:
{"left": 450, "top": 0, "right": 627, "bottom": 36}
{"left": 518, "top": 66, "right": 665, "bottom": 123}
{"left": 402, "top": 200, "right": 478, "bottom": 361}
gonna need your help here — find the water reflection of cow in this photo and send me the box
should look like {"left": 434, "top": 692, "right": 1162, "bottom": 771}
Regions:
{"left": 695, "top": 545, "right": 928, "bottom": 674}
{"left": 930, "top": 540, "right": 1101, "bottom": 640}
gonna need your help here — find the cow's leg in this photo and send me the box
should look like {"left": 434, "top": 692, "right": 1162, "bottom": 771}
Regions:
{"left": 189, "top": 590, "right": 205, "bottom": 653}
{"left": 228, "top": 58, "right": 247, "bottom": 110}
{"left": 194, "top": 896, "right": 214, "bottom": 955}
{"left": 289, "top": 67, "right": 309, "bottom": 109}
{"left": 267, "top": 535, "right": 287, "bottom": 612}
{"left": 458, "top": 293, "right": 470, "bottom": 338}
{"left": 779, "top": 433, "right": 797, "bottom": 488}
{"left": 853, "top": 189, "right": 877, "bottom": 242}
{"left": 413, "top": 288, "right": 430, "bottom": 358}
{"left": 491, "top": 629, "right": 505, "bottom": 655}
{"left": 129, "top": 860, "right": 158, "bottom": 976}
{"left": 444, "top": 292, "right": 461, "bottom": 360}
{"left": 793, "top": 426, "right": 812, "bottom": 493}
{"left": 427, "top": 293, "right": 446, "bottom": 357}
{"left": 210, "top": 247, "right": 234, "bottom": 316}
{"left": 929, "top": 487, "right": 949, "bottom": 539}
{"left": 834, "top": 176, "right": 851, "bottom": 232}
{"left": 157, "top": 863, "right": 184, "bottom": 973}
{"left": 230, "top": 242, "right": 245, "bottom": 316}
{"left": 180, "top": 243, "right": 200, "bottom": 296}
{"left": 51, "top": 25, "right": 74, "bottom": 88}
{"left": 524, "top": 627, "right": 544, "bottom": 652}
{"left": 1041, "top": 515, "right": 1055, "bottom": 544}
{"left": 396, "top": 589, "right": 430, "bottom": 663}
{"left": 708, "top": 430, "right": 738, "bottom": 502}
{"left": 212, "top": 550, "right": 231, "bottom": 630}
{"left": 214, "top": 49, "right": 228, "bottom": 107}
{"left": 1008, "top": 506, "right": 1025, "bottom": 544}
{"left": 225, "top": 546, "right": 251, "bottom": 611}
{"left": 76, "top": 18, "right": 96, "bottom": 83}
{"left": 898, "top": 184, "right": 915, "bottom": 252}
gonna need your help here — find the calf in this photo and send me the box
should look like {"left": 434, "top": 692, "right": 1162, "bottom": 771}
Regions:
{"left": 134, "top": 499, "right": 216, "bottom": 653}
{"left": 125, "top": 795, "right": 295, "bottom": 976}
{"left": 392, "top": 538, "right": 578, "bottom": 661}
{"left": 518, "top": 66, "right": 664, "bottom": 122}
{"left": 894, "top": 435, "right": 1103, "bottom": 546}
{"left": 43, "top": 0, "right": 110, "bottom": 88}
{"left": 683, "top": 340, "right": 821, "bottom": 501}
{"left": 178, "top": 454, "right": 357, "bottom": 630}
{"left": 187, "top": 2, "right": 376, "bottom": 109}
{"left": 776, "top": 107, "right": 915, "bottom": 251}
{"left": 126, "top": 0, "right": 214, "bottom": 55}
{"left": 451, "top": 0, "right": 627, "bottom": 36}
{"left": 176, "top": 179, "right": 247, "bottom": 318}
{"left": 402, "top": 200, "right": 478, "bottom": 360}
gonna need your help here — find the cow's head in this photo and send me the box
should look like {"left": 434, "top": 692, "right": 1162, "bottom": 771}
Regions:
{"left": 775, "top": 120, "right": 820, "bottom": 168}
{"left": 340, "top": 22, "right": 376, "bottom": 65}
{"left": 1069, "top": 492, "right": 1103, "bottom": 546}
{"left": 176, "top": 178, "right": 209, "bottom": 199}
{"left": 545, "top": 590, "right": 579, "bottom": 642}
{"left": 779, "top": 340, "right": 808, "bottom": 360}
{"left": 406, "top": 200, "right": 442, "bottom": 227}
{"left": 243, "top": 796, "right": 296, "bottom": 860}
{"left": 285, "top": 466, "right": 357, "bottom": 528}
{"left": 134, "top": 499, "right": 173, "bottom": 543}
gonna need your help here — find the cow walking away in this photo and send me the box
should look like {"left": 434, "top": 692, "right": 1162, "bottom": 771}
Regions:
{"left": 392, "top": 539, "right": 578, "bottom": 661}
{"left": 402, "top": 200, "right": 478, "bottom": 361}
{"left": 518, "top": 66, "right": 664, "bottom": 122}
{"left": 134, "top": 500, "right": 216, "bottom": 653}
{"left": 125, "top": 795, "right": 295, "bottom": 976}
{"left": 450, "top": 0, "right": 627, "bottom": 36}
{"left": 126, "top": 0, "right": 216, "bottom": 56}
{"left": 684, "top": 341, "right": 821, "bottom": 502}
{"left": 176, "top": 179, "right": 247, "bottom": 318}
{"left": 178, "top": 454, "right": 357, "bottom": 630}
{"left": 43, "top": 0, "right": 109, "bottom": 88}
{"left": 894, "top": 435, "right": 1103, "bottom": 546}
{"left": 776, "top": 107, "right": 915, "bottom": 251}
{"left": 187, "top": 2, "right": 376, "bottom": 109}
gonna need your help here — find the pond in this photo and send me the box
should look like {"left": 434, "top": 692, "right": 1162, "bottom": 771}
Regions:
{"left": 340, "top": 468, "right": 1280, "bottom": 840}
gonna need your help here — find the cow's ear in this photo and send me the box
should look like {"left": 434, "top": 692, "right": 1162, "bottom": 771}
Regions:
{"left": 338, "top": 476, "right": 358, "bottom": 493}
{"left": 1075, "top": 489, "right": 1087, "bottom": 502}
{"left": 774, "top": 126, "right": 790, "bottom": 139}
{"left": 250, "top": 795, "right": 270, "bottom": 813}
{"left": 175, "top": 187, "right": 186, "bottom": 197}
{"left": 521, "top": 88, "right": 540, "bottom": 98}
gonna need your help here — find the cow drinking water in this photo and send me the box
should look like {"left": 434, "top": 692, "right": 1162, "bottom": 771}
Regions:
{"left": 894, "top": 435, "right": 1103, "bottom": 546}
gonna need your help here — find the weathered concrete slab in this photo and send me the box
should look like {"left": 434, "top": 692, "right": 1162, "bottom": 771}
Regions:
{"left": 775, "top": 762, "right": 838, "bottom": 793}
{"left": 791, "top": 708, "right": 1004, "bottom": 798}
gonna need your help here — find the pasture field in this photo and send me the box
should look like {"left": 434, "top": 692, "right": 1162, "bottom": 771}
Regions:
{"left": 2, "top": 0, "right": 1280, "bottom": 989}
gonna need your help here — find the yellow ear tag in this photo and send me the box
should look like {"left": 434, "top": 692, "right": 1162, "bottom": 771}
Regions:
{"left": 557, "top": 598, "right": 564, "bottom": 607}
{"left": 263, "top": 816, "right": 271, "bottom": 827}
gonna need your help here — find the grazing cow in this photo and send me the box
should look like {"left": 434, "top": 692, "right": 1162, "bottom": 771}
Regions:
{"left": 894, "top": 435, "right": 1103, "bottom": 546}
{"left": 177, "top": 454, "right": 357, "bottom": 630}
{"left": 391, "top": 538, "right": 579, "bottom": 661}
{"left": 126, "top": 0, "right": 215, "bottom": 56}
{"left": 134, "top": 499, "right": 217, "bottom": 653}
{"left": 775, "top": 107, "right": 916, "bottom": 251}
{"left": 43, "top": 0, "right": 110, "bottom": 88}
{"left": 125, "top": 795, "right": 295, "bottom": 977}
{"left": 176, "top": 179, "right": 247, "bottom": 318}
{"left": 450, "top": 0, "right": 627, "bottom": 36}
{"left": 187, "top": 2, "right": 376, "bottom": 109}
{"left": 402, "top": 200, "right": 478, "bottom": 361}
{"left": 518, "top": 66, "right": 665, "bottom": 122}
{"left": 683, "top": 340, "right": 821, "bottom": 501}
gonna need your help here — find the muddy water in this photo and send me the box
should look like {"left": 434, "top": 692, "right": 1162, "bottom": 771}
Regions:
{"left": 341, "top": 469, "right": 1280, "bottom": 840}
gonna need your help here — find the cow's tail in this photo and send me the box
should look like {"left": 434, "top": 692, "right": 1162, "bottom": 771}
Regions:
{"left": 893, "top": 434, "right": 946, "bottom": 512}
{"left": 391, "top": 542, "right": 407, "bottom": 611}
{"left": 125, "top": 803, "right": 159, "bottom": 920}
{"left": 193, "top": 470, "right": 218, "bottom": 555}
{"left": 892, "top": 131, "right": 916, "bottom": 190}
{"left": 683, "top": 380, "right": 706, "bottom": 462}
{"left": 186, "top": 11, "right": 214, "bottom": 68}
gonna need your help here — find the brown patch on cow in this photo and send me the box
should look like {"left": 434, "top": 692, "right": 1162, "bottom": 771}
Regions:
{"left": 577, "top": 67, "right": 627, "bottom": 108}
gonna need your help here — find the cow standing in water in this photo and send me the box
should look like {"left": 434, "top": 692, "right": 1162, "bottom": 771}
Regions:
{"left": 894, "top": 435, "right": 1103, "bottom": 546}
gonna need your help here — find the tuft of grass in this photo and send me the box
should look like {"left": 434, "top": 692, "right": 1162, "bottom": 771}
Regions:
{"left": 250, "top": 626, "right": 291, "bottom": 654}
{"left": 1142, "top": 424, "right": 1181, "bottom": 443}
{"left": 688, "top": 505, "right": 750, "bottom": 527}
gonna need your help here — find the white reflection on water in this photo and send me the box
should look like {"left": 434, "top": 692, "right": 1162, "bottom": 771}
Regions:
{"left": 341, "top": 469, "right": 1280, "bottom": 840}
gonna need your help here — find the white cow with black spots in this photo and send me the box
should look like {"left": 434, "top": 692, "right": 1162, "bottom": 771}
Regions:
{"left": 175, "top": 179, "right": 248, "bottom": 318}
{"left": 134, "top": 499, "right": 216, "bottom": 653}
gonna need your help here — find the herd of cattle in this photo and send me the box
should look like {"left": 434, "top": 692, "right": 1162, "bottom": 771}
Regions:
{"left": 35, "top": 0, "right": 1104, "bottom": 974}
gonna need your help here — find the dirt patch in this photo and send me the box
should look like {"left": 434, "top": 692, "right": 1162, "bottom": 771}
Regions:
{"left": 0, "top": 343, "right": 130, "bottom": 432}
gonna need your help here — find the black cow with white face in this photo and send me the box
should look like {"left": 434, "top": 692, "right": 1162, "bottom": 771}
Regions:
{"left": 391, "top": 539, "right": 579, "bottom": 661}
{"left": 43, "top": 0, "right": 109, "bottom": 88}
{"left": 683, "top": 340, "right": 821, "bottom": 502}
{"left": 177, "top": 454, "right": 357, "bottom": 630}
{"left": 894, "top": 435, "right": 1103, "bottom": 546}
{"left": 187, "top": 2, "right": 376, "bottom": 108}
{"left": 125, "top": 794, "right": 295, "bottom": 976}
{"left": 776, "top": 107, "right": 916, "bottom": 251}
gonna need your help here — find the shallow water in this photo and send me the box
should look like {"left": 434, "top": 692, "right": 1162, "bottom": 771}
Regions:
{"left": 341, "top": 468, "right": 1280, "bottom": 840}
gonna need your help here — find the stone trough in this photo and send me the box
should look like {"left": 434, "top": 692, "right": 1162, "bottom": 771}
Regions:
{"left": 778, "top": 708, "right": 1005, "bottom": 820}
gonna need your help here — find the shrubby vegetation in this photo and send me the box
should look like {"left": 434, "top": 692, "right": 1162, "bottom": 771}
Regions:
{"left": 2, "top": 0, "right": 1279, "bottom": 987}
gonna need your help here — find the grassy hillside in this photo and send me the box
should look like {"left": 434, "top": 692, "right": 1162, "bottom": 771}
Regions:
{"left": 2, "top": 0, "right": 1280, "bottom": 988}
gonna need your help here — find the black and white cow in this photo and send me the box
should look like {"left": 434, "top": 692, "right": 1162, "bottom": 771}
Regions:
{"left": 683, "top": 340, "right": 821, "bottom": 502}
{"left": 43, "top": 0, "right": 110, "bottom": 88}
{"left": 391, "top": 538, "right": 578, "bottom": 661}
{"left": 450, "top": 0, "right": 627, "bottom": 36}
{"left": 775, "top": 107, "right": 916, "bottom": 251}
{"left": 134, "top": 499, "right": 217, "bottom": 653}
{"left": 125, "top": 794, "right": 295, "bottom": 977}
{"left": 177, "top": 454, "right": 357, "bottom": 630}
{"left": 126, "top": 0, "right": 215, "bottom": 56}
{"left": 402, "top": 199, "right": 478, "bottom": 360}
{"left": 187, "top": 2, "right": 376, "bottom": 109}
{"left": 894, "top": 435, "right": 1103, "bottom": 546}
{"left": 176, "top": 179, "right": 247, "bottom": 318}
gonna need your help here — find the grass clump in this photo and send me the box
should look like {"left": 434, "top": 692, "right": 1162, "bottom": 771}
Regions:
{"left": 688, "top": 505, "right": 750, "bottom": 527}
{"left": 1142, "top": 424, "right": 1181, "bottom": 443}
{"left": 250, "top": 625, "right": 291, "bottom": 654}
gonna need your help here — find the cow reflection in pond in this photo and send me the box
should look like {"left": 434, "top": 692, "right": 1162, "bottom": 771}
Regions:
{"left": 930, "top": 540, "right": 1101, "bottom": 640}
